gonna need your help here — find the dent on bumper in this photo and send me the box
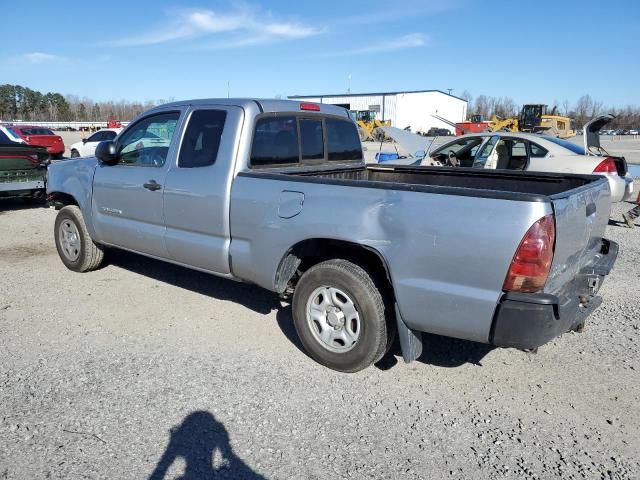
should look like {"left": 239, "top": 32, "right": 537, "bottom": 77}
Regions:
{"left": 490, "top": 239, "right": 618, "bottom": 349}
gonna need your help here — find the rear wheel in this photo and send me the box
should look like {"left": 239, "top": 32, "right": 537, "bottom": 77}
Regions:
{"left": 54, "top": 205, "right": 104, "bottom": 272}
{"left": 292, "top": 259, "right": 389, "bottom": 372}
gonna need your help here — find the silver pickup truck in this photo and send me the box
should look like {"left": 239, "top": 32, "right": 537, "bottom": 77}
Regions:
{"left": 47, "top": 99, "right": 618, "bottom": 372}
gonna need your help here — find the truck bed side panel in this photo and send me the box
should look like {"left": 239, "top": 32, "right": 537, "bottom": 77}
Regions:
{"left": 229, "top": 175, "right": 550, "bottom": 343}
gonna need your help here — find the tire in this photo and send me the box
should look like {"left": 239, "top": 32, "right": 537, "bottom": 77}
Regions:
{"left": 292, "top": 259, "right": 389, "bottom": 372}
{"left": 54, "top": 205, "right": 104, "bottom": 272}
{"left": 70, "top": 149, "right": 80, "bottom": 158}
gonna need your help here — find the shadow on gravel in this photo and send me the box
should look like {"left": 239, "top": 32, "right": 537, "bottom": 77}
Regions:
{"left": 106, "top": 249, "right": 280, "bottom": 315}
{"left": 106, "top": 250, "right": 495, "bottom": 371}
{"left": 375, "top": 333, "right": 495, "bottom": 371}
{"left": 0, "top": 197, "right": 48, "bottom": 213}
{"left": 149, "top": 411, "right": 265, "bottom": 480}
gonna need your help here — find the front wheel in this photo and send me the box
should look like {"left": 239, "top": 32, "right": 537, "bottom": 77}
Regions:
{"left": 292, "top": 259, "right": 390, "bottom": 372}
{"left": 54, "top": 205, "right": 104, "bottom": 272}
{"left": 70, "top": 149, "right": 80, "bottom": 158}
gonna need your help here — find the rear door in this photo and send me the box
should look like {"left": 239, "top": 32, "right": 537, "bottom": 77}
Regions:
{"left": 162, "top": 105, "right": 243, "bottom": 274}
{"left": 91, "top": 109, "right": 184, "bottom": 257}
{"left": 545, "top": 177, "right": 611, "bottom": 295}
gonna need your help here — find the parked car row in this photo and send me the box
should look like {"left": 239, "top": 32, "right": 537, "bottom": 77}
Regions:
{"left": 600, "top": 129, "right": 639, "bottom": 135}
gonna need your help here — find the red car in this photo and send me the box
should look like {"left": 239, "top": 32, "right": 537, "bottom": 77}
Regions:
{"left": 9, "top": 125, "right": 65, "bottom": 159}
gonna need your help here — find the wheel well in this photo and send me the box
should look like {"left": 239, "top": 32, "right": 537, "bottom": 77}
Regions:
{"left": 48, "top": 192, "right": 78, "bottom": 209}
{"left": 276, "top": 238, "right": 394, "bottom": 300}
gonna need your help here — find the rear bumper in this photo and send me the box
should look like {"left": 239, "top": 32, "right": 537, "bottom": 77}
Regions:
{"left": 490, "top": 239, "right": 618, "bottom": 349}
{"left": 0, "top": 179, "right": 46, "bottom": 193}
{"left": 619, "top": 175, "right": 635, "bottom": 202}
{"left": 46, "top": 145, "right": 65, "bottom": 155}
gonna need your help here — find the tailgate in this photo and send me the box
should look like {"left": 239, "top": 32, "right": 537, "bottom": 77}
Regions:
{"left": 545, "top": 176, "right": 611, "bottom": 294}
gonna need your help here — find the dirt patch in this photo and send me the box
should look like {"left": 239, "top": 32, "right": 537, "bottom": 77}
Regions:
{"left": 0, "top": 244, "right": 53, "bottom": 263}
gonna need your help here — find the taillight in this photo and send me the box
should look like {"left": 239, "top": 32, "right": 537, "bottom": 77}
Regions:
{"left": 503, "top": 215, "right": 555, "bottom": 293}
{"left": 300, "top": 102, "right": 320, "bottom": 111}
{"left": 593, "top": 157, "right": 617, "bottom": 174}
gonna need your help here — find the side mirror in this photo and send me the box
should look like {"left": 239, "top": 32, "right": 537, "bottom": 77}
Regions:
{"left": 95, "top": 140, "right": 118, "bottom": 165}
{"left": 82, "top": 138, "right": 88, "bottom": 144}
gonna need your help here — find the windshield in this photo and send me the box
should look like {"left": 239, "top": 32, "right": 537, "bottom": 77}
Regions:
{"left": 542, "top": 136, "right": 585, "bottom": 155}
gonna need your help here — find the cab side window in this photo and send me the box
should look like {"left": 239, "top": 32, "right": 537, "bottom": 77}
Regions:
{"left": 178, "top": 110, "right": 227, "bottom": 168}
{"left": 117, "top": 112, "right": 180, "bottom": 167}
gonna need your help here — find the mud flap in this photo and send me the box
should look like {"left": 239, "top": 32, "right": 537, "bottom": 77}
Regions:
{"left": 395, "top": 304, "right": 423, "bottom": 363}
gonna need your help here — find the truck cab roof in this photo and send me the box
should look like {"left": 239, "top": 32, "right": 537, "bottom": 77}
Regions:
{"left": 147, "top": 98, "right": 350, "bottom": 118}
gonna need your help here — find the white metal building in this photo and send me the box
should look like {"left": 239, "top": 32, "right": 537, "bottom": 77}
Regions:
{"left": 288, "top": 90, "right": 467, "bottom": 134}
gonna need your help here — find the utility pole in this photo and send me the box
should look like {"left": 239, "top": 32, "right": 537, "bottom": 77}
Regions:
{"left": 227, "top": 81, "right": 230, "bottom": 99}
{"left": 348, "top": 74, "right": 352, "bottom": 94}
{"left": 446, "top": 89, "right": 453, "bottom": 96}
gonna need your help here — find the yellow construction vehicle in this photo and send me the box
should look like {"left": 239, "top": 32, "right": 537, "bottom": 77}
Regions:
{"left": 350, "top": 110, "right": 391, "bottom": 141}
{"left": 488, "top": 104, "right": 576, "bottom": 138}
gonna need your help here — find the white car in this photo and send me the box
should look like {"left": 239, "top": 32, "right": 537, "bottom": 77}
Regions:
{"left": 69, "top": 128, "right": 121, "bottom": 158}
{"left": 409, "top": 116, "right": 634, "bottom": 202}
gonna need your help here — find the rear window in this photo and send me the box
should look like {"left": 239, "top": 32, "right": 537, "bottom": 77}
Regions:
{"left": 326, "top": 118, "right": 362, "bottom": 161}
{"left": 299, "top": 119, "right": 324, "bottom": 160}
{"left": 530, "top": 142, "right": 548, "bottom": 157}
{"left": 250, "top": 115, "right": 362, "bottom": 168}
{"left": 542, "top": 136, "right": 585, "bottom": 155}
{"left": 17, "top": 127, "right": 54, "bottom": 136}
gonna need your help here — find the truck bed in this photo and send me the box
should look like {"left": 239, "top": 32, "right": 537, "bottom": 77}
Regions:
{"left": 233, "top": 163, "right": 611, "bottom": 345}
{"left": 243, "top": 164, "right": 604, "bottom": 202}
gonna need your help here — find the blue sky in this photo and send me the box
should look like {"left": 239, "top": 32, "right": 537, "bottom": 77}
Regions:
{"left": 1, "top": 0, "right": 638, "bottom": 107}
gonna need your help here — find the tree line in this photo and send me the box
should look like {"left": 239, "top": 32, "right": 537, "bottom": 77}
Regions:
{"left": 0, "top": 84, "right": 170, "bottom": 123}
{"left": 1, "top": 83, "right": 638, "bottom": 129}
{"left": 460, "top": 91, "right": 639, "bottom": 129}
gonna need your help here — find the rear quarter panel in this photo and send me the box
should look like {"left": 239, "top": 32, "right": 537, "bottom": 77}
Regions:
{"left": 230, "top": 175, "right": 551, "bottom": 343}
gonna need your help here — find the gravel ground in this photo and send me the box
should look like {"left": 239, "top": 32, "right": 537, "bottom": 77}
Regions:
{"left": 0, "top": 189, "right": 639, "bottom": 479}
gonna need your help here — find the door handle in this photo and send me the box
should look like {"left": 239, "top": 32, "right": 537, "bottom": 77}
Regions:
{"left": 143, "top": 180, "right": 162, "bottom": 191}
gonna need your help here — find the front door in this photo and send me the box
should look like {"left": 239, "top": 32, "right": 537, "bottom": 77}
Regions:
{"left": 162, "top": 106, "right": 243, "bottom": 274}
{"left": 91, "top": 110, "right": 183, "bottom": 258}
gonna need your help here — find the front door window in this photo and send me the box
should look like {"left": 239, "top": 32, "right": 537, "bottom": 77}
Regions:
{"left": 117, "top": 112, "right": 180, "bottom": 167}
